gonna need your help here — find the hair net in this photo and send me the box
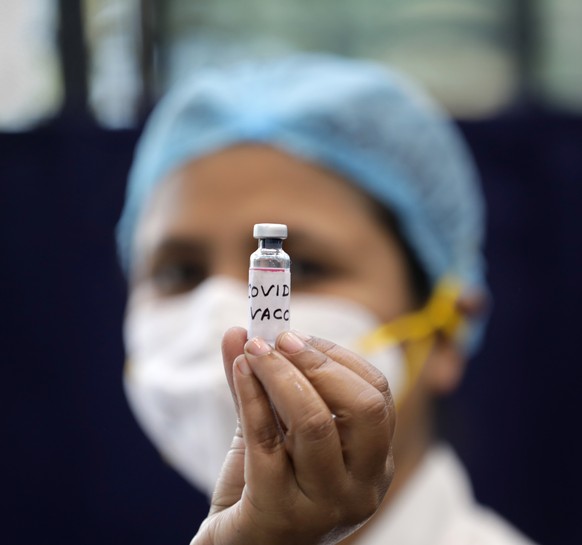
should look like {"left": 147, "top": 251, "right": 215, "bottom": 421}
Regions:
{"left": 117, "top": 53, "right": 486, "bottom": 296}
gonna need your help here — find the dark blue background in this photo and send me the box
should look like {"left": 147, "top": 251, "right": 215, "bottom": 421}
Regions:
{"left": 1, "top": 110, "right": 580, "bottom": 545}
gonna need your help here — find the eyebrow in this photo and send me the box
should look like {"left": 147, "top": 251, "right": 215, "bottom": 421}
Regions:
{"left": 148, "top": 237, "right": 208, "bottom": 259}
{"left": 285, "top": 229, "right": 345, "bottom": 259}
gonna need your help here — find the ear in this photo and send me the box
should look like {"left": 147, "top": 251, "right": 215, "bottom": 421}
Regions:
{"left": 425, "top": 290, "right": 488, "bottom": 396}
{"left": 423, "top": 289, "right": 486, "bottom": 395}
{"left": 423, "top": 334, "right": 466, "bottom": 395}
{"left": 457, "top": 289, "right": 487, "bottom": 318}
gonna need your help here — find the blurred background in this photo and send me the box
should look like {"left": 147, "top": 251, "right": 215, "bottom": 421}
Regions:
{"left": 1, "top": 1, "right": 580, "bottom": 544}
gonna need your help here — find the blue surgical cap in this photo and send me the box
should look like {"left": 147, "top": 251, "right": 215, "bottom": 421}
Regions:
{"left": 118, "top": 53, "right": 486, "bottom": 295}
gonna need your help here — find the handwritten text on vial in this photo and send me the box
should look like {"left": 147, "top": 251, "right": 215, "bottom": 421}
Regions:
{"left": 248, "top": 269, "right": 291, "bottom": 341}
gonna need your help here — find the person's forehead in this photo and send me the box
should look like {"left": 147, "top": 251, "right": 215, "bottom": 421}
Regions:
{"left": 143, "top": 145, "right": 379, "bottom": 237}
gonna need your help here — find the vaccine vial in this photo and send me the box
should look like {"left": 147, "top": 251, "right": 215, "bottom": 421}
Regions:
{"left": 248, "top": 223, "right": 291, "bottom": 344}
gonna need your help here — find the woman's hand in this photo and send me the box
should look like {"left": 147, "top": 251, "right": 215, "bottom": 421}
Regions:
{"left": 190, "top": 327, "right": 396, "bottom": 545}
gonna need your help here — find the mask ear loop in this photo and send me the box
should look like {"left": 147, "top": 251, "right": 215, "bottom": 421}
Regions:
{"left": 358, "top": 277, "right": 465, "bottom": 408}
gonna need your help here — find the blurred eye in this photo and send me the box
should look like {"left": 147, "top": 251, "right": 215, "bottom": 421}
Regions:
{"left": 291, "top": 258, "right": 333, "bottom": 285}
{"left": 150, "top": 260, "right": 206, "bottom": 296}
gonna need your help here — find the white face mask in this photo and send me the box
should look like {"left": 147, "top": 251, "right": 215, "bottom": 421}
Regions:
{"left": 123, "top": 276, "right": 405, "bottom": 498}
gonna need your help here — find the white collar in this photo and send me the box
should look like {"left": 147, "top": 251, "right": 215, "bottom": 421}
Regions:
{"left": 356, "top": 444, "right": 474, "bottom": 545}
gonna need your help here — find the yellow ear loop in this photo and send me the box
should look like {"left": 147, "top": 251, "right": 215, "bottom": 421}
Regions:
{"left": 358, "top": 277, "right": 465, "bottom": 408}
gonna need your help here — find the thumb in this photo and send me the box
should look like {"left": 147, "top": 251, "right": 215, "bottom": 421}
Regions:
{"left": 209, "top": 327, "right": 248, "bottom": 514}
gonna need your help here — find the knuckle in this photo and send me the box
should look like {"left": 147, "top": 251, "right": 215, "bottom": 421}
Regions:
{"left": 251, "top": 422, "right": 284, "bottom": 453}
{"left": 368, "top": 371, "right": 396, "bottom": 430}
{"left": 292, "top": 406, "right": 336, "bottom": 442}
{"left": 370, "top": 372, "right": 390, "bottom": 398}
{"left": 354, "top": 389, "right": 390, "bottom": 426}
{"left": 369, "top": 372, "right": 396, "bottom": 420}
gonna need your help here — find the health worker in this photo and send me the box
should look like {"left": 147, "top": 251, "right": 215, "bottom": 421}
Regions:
{"left": 117, "top": 54, "right": 536, "bottom": 545}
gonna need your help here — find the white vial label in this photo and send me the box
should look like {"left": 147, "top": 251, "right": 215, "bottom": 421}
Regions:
{"left": 248, "top": 268, "right": 291, "bottom": 344}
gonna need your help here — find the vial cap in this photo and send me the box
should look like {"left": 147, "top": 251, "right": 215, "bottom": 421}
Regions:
{"left": 253, "top": 223, "right": 288, "bottom": 239}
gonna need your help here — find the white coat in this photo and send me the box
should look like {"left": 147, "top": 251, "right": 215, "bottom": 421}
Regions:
{"left": 357, "top": 445, "right": 536, "bottom": 545}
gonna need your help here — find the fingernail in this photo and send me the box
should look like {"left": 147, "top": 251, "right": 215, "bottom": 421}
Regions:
{"left": 278, "top": 331, "right": 305, "bottom": 354}
{"left": 245, "top": 337, "right": 271, "bottom": 356}
{"left": 235, "top": 354, "right": 252, "bottom": 375}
